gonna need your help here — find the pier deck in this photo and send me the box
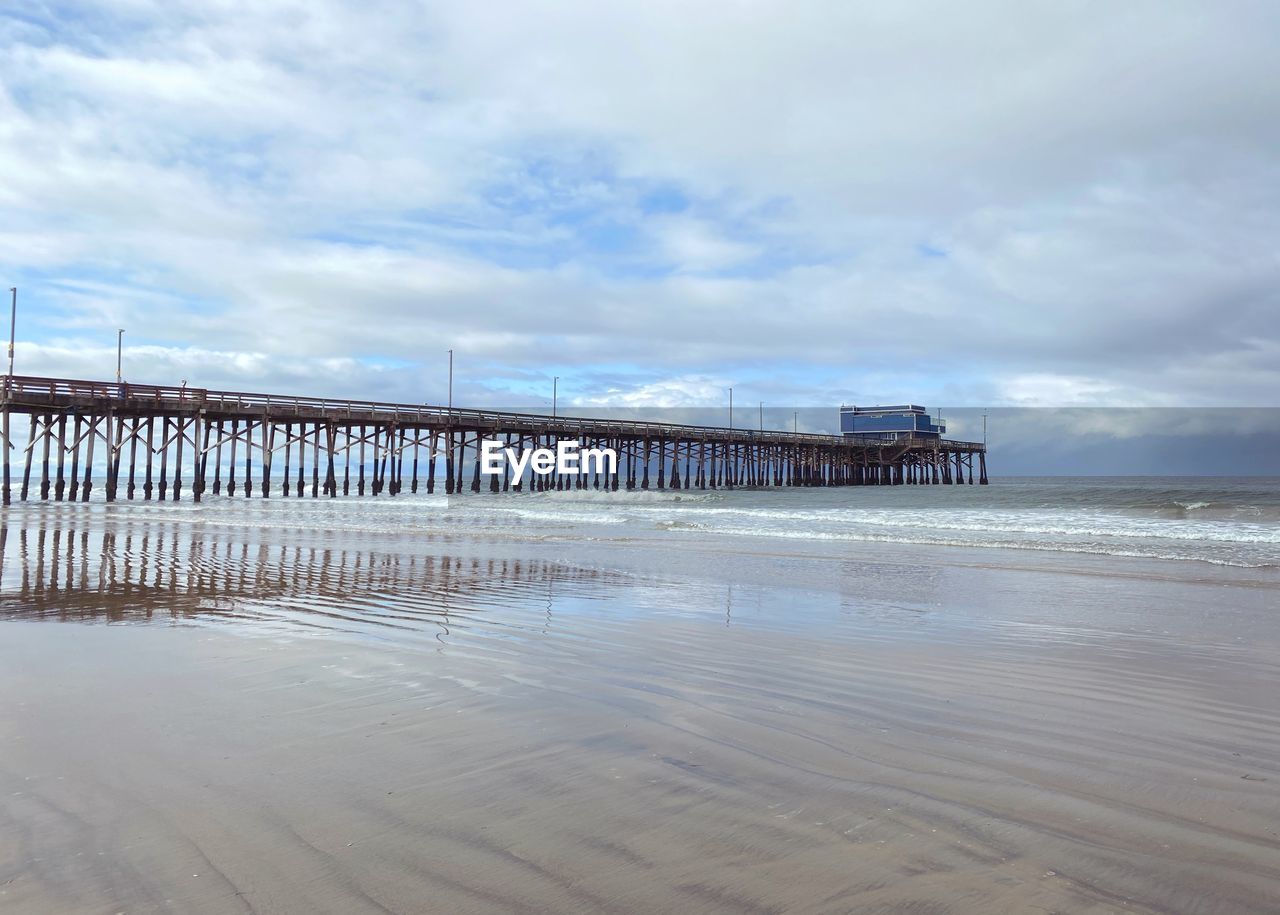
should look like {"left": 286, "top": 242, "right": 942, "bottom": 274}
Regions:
{"left": 0, "top": 375, "right": 987, "bottom": 504}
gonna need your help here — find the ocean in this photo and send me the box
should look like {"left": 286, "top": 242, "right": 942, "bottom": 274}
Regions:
{"left": 447, "top": 476, "right": 1280, "bottom": 568}
{"left": 6, "top": 476, "right": 1274, "bottom": 578}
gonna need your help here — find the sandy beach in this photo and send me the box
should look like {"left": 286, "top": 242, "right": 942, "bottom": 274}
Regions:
{"left": 1, "top": 491, "right": 1278, "bottom": 914}
{"left": 8, "top": 0, "right": 1280, "bottom": 909}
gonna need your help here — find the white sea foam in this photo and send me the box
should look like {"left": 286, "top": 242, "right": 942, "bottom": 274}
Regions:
{"left": 674, "top": 524, "right": 1274, "bottom": 568}
{"left": 7, "top": 477, "right": 1278, "bottom": 569}
{"left": 452, "top": 478, "right": 1280, "bottom": 567}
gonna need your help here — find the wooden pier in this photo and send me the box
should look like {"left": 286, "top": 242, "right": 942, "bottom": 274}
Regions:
{"left": 0, "top": 375, "right": 988, "bottom": 505}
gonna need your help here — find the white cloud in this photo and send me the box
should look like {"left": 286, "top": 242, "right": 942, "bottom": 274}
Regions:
{"left": 574, "top": 374, "right": 733, "bottom": 409}
{"left": 998, "top": 373, "right": 1129, "bottom": 408}
{"left": 1, "top": 1, "right": 1278, "bottom": 408}
{"left": 649, "top": 216, "right": 759, "bottom": 274}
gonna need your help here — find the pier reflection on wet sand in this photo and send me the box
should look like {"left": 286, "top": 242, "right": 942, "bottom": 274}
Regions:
{"left": 1, "top": 509, "right": 1279, "bottom": 914}
{"left": 0, "top": 520, "right": 622, "bottom": 638}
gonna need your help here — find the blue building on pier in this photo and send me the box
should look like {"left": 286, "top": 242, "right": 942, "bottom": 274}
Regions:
{"left": 839, "top": 404, "right": 946, "bottom": 441}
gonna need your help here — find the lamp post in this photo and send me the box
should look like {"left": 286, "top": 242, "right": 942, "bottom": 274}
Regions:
{"left": 758, "top": 401, "right": 763, "bottom": 432}
{"left": 793, "top": 411, "right": 797, "bottom": 435}
{"left": 447, "top": 349, "right": 453, "bottom": 413}
{"left": 553, "top": 376, "right": 558, "bottom": 418}
{"left": 7, "top": 287, "right": 15, "bottom": 378}
{"left": 116, "top": 329, "right": 124, "bottom": 384}
{"left": 728, "top": 387, "right": 733, "bottom": 431}
{"left": 983, "top": 412, "right": 988, "bottom": 447}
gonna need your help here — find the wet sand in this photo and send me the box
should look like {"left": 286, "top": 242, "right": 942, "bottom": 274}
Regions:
{"left": 1, "top": 506, "right": 1278, "bottom": 913}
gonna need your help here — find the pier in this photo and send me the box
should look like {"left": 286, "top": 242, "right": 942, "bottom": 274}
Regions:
{"left": 0, "top": 375, "right": 987, "bottom": 505}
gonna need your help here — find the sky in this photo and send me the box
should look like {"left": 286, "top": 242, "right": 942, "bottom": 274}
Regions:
{"left": 2, "top": 1, "right": 1279, "bottom": 446}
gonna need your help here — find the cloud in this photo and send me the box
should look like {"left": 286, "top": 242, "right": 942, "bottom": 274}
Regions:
{"left": 1, "top": 0, "right": 1278, "bottom": 415}
{"left": 574, "top": 373, "right": 733, "bottom": 409}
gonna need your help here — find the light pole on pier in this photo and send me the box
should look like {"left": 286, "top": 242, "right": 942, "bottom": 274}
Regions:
{"left": 447, "top": 349, "right": 453, "bottom": 414}
{"left": 728, "top": 387, "right": 733, "bottom": 432}
{"left": 759, "top": 401, "right": 763, "bottom": 432}
{"left": 7, "top": 287, "right": 15, "bottom": 378}
{"left": 983, "top": 412, "right": 988, "bottom": 447}
{"left": 116, "top": 329, "right": 124, "bottom": 383}
{"left": 553, "top": 376, "right": 558, "bottom": 418}
{"left": 793, "top": 411, "right": 797, "bottom": 435}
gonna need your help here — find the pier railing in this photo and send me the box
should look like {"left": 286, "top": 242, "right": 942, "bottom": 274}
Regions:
{"left": 0, "top": 374, "right": 983, "bottom": 451}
